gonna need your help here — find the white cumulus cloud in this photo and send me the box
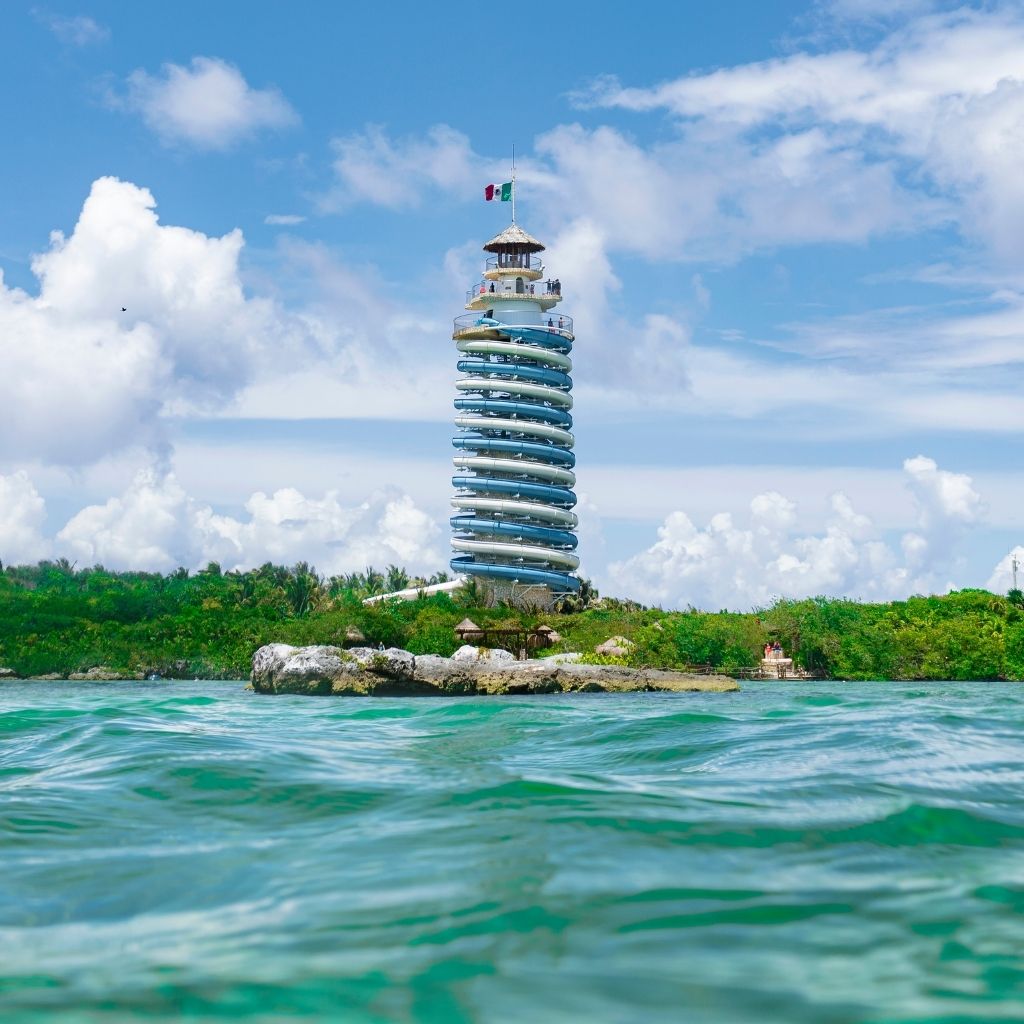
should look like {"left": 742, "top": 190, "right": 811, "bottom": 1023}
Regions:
{"left": 54, "top": 469, "right": 443, "bottom": 575}
{"left": 0, "top": 472, "right": 50, "bottom": 565}
{"left": 2, "top": 176, "right": 321, "bottom": 464}
{"left": 608, "top": 457, "right": 984, "bottom": 609}
{"left": 119, "top": 57, "right": 298, "bottom": 148}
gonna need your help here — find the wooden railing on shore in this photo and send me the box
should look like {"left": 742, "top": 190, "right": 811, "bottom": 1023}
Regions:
{"left": 732, "top": 665, "right": 821, "bottom": 680}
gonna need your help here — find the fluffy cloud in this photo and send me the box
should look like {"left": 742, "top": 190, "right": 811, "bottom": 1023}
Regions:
{"left": 586, "top": 8, "right": 1024, "bottom": 262}
{"left": 0, "top": 472, "right": 49, "bottom": 565}
{"left": 314, "top": 7, "right": 1024, "bottom": 269}
{"left": 0, "top": 270, "right": 165, "bottom": 463}
{"left": 54, "top": 469, "right": 443, "bottom": 575}
{"left": 608, "top": 456, "right": 984, "bottom": 609}
{"left": 324, "top": 124, "right": 485, "bottom": 211}
{"left": 2, "top": 176, "right": 323, "bottom": 463}
{"left": 119, "top": 57, "right": 297, "bottom": 148}
{"left": 321, "top": 9, "right": 1024, "bottom": 264}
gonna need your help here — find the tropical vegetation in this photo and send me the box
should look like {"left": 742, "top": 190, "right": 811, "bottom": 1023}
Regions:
{"left": 1, "top": 559, "right": 1022, "bottom": 681}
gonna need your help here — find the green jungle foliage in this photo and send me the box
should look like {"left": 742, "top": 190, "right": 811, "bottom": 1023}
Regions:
{"left": 1, "top": 560, "right": 1022, "bottom": 681}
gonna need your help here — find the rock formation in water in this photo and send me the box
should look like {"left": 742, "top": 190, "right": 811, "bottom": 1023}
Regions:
{"left": 250, "top": 644, "right": 739, "bottom": 696}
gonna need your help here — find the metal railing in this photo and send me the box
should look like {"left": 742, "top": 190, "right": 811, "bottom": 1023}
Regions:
{"left": 485, "top": 254, "right": 543, "bottom": 273}
{"left": 453, "top": 312, "right": 574, "bottom": 336}
{"left": 466, "top": 280, "right": 562, "bottom": 304}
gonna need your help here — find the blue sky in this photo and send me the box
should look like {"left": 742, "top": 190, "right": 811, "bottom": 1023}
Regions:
{"left": 1, "top": 0, "right": 1022, "bottom": 608}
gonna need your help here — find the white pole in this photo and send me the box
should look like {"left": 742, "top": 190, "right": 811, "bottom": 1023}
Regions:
{"left": 511, "top": 144, "right": 516, "bottom": 224}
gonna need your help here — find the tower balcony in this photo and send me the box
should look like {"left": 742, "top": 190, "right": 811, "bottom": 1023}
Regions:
{"left": 465, "top": 278, "right": 563, "bottom": 310}
{"left": 484, "top": 254, "right": 543, "bottom": 279}
{"left": 453, "top": 312, "right": 574, "bottom": 341}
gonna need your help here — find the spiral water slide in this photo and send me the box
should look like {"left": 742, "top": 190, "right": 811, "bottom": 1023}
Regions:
{"left": 450, "top": 317, "right": 580, "bottom": 592}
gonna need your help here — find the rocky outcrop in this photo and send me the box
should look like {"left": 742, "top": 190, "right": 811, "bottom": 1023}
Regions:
{"left": 67, "top": 666, "right": 146, "bottom": 681}
{"left": 0, "top": 667, "right": 15, "bottom": 678}
{"left": 451, "top": 644, "right": 516, "bottom": 664}
{"left": 251, "top": 644, "right": 738, "bottom": 696}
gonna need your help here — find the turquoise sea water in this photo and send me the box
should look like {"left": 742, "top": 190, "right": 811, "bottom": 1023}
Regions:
{"left": 2, "top": 680, "right": 1024, "bottom": 1023}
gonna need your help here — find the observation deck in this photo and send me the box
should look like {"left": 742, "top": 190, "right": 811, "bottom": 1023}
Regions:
{"left": 465, "top": 278, "right": 563, "bottom": 310}
{"left": 483, "top": 254, "right": 544, "bottom": 280}
{"left": 452, "top": 312, "right": 574, "bottom": 342}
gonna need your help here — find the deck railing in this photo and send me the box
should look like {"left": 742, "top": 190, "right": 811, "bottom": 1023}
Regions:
{"left": 485, "top": 254, "right": 543, "bottom": 273}
{"left": 466, "top": 280, "right": 562, "bottom": 304}
{"left": 453, "top": 313, "right": 574, "bottom": 336}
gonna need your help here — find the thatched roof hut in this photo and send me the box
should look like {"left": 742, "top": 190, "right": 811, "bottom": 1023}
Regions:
{"left": 483, "top": 224, "right": 545, "bottom": 253}
{"left": 455, "top": 617, "right": 484, "bottom": 640}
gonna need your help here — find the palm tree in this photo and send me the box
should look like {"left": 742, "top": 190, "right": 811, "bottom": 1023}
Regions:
{"left": 385, "top": 564, "right": 410, "bottom": 593}
{"left": 286, "top": 562, "right": 324, "bottom": 616}
{"left": 456, "top": 576, "right": 483, "bottom": 607}
{"left": 362, "top": 567, "right": 385, "bottom": 597}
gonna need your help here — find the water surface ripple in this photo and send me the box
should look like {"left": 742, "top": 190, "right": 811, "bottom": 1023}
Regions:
{"left": 2, "top": 680, "right": 1024, "bottom": 1022}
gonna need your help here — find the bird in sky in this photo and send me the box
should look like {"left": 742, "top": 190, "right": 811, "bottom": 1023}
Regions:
{"left": 121, "top": 307, "right": 126, "bottom": 312}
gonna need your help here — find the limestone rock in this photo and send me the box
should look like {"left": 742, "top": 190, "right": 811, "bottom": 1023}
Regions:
{"left": 251, "top": 643, "right": 357, "bottom": 695}
{"left": 346, "top": 647, "right": 416, "bottom": 682}
{"left": 451, "top": 644, "right": 515, "bottom": 664}
{"left": 0, "top": 667, "right": 15, "bottom": 678}
{"left": 67, "top": 666, "right": 134, "bottom": 681}
{"left": 540, "top": 652, "right": 582, "bottom": 664}
{"left": 250, "top": 643, "right": 738, "bottom": 696}
{"left": 411, "top": 655, "right": 484, "bottom": 695}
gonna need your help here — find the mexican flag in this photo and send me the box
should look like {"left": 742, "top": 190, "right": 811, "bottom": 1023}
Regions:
{"left": 485, "top": 182, "right": 512, "bottom": 202}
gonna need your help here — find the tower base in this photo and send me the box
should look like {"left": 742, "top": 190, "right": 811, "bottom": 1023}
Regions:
{"left": 471, "top": 578, "right": 561, "bottom": 611}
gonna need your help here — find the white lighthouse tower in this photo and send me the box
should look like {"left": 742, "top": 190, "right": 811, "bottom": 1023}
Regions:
{"left": 449, "top": 219, "right": 580, "bottom": 607}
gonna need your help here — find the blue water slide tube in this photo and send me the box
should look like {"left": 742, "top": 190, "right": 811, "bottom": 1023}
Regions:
{"left": 449, "top": 557, "right": 581, "bottom": 593}
{"left": 451, "top": 476, "right": 577, "bottom": 507}
{"left": 456, "top": 360, "right": 571, "bottom": 391}
{"left": 450, "top": 308, "right": 579, "bottom": 594}
{"left": 450, "top": 516, "right": 578, "bottom": 549}
{"left": 457, "top": 339, "right": 572, "bottom": 371}
{"left": 452, "top": 437, "right": 576, "bottom": 467}
{"left": 454, "top": 398, "right": 572, "bottom": 428}
{"left": 474, "top": 318, "right": 573, "bottom": 353}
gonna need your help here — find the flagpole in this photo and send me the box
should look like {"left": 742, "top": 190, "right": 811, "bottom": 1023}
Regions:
{"left": 511, "top": 144, "right": 516, "bottom": 224}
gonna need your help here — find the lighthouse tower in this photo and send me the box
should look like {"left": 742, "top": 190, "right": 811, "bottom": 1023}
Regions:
{"left": 449, "top": 223, "right": 580, "bottom": 606}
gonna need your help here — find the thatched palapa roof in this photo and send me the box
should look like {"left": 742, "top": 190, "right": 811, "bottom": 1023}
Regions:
{"left": 483, "top": 224, "right": 545, "bottom": 253}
